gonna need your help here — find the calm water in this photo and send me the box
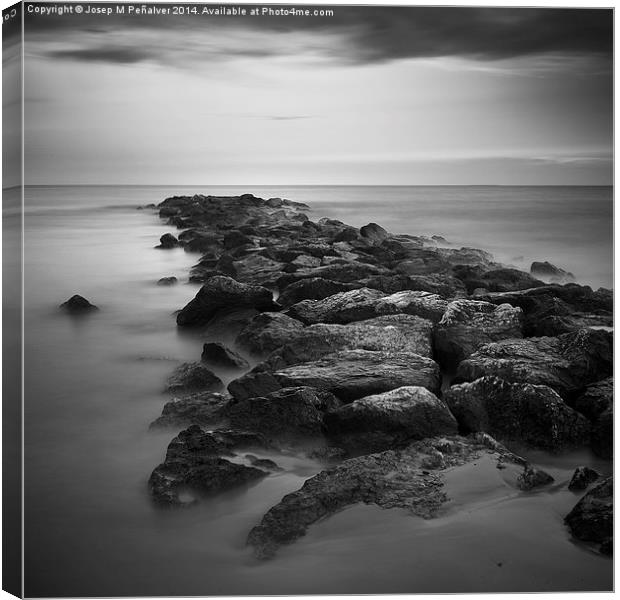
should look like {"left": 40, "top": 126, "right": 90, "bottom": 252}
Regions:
{"left": 15, "top": 185, "right": 613, "bottom": 596}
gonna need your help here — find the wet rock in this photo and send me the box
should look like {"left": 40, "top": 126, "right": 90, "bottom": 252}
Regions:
{"left": 272, "top": 349, "right": 441, "bottom": 401}
{"left": 201, "top": 342, "right": 249, "bottom": 369}
{"left": 455, "top": 329, "right": 613, "bottom": 400}
{"left": 444, "top": 376, "right": 591, "bottom": 451}
{"left": 149, "top": 392, "right": 230, "bottom": 429}
{"left": 359, "top": 222, "right": 389, "bottom": 244}
{"left": 235, "top": 312, "right": 305, "bottom": 356}
{"left": 517, "top": 465, "right": 554, "bottom": 490}
{"left": 176, "top": 276, "right": 276, "bottom": 327}
{"left": 157, "top": 276, "right": 178, "bottom": 286}
{"left": 565, "top": 477, "right": 613, "bottom": 554}
{"left": 247, "top": 433, "right": 546, "bottom": 558}
{"left": 434, "top": 300, "right": 523, "bottom": 367}
{"left": 226, "top": 387, "right": 341, "bottom": 439}
{"left": 166, "top": 362, "right": 224, "bottom": 394}
{"left": 531, "top": 261, "right": 575, "bottom": 283}
{"left": 148, "top": 425, "right": 268, "bottom": 506}
{"left": 157, "top": 233, "right": 179, "bottom": 249}
{"left": 277, "top": 278, "right": 361, "bottom": 307}
{"left": 324, "top": 386, "right": 458, "bottom": 453}
{"left": 59, "top": 294, "right": 99, "bottom": 314}
{"left": 568, "top": 467, "right": 600, "bottom": 491}
{"left": 228, "top": 371, "right": 282, "bottom": 401}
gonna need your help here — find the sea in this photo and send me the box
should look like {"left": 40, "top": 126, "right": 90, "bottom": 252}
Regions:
{"left": 5, "top": 185, "right": 613, "bottom": 596}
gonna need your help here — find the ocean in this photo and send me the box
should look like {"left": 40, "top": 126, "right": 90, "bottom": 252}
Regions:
{"left": 9, "top": 185, "right": 613, "bottom": 596}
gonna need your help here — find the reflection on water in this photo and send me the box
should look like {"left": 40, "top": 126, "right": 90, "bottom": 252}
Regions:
{"left": 21, "top": 186, "right": 612, "bottom": 596}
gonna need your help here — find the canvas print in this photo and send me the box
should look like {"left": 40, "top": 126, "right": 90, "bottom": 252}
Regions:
{"left": 2, "top": 1, "right": 614, "bottom": 597}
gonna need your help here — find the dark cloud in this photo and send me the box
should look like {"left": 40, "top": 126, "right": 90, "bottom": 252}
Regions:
{"left": 24, "top": 5, "right": 612, "bottom": 66}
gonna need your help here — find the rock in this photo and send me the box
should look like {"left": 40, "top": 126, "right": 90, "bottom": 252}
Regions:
{"left": 247, "top": 433, "right": 548, "bottom": 558}
{"left": 234, "top": 312, "right": 305, "bottom": 356}
{"left": 157, "top": 233, "right": 179, "bottom": 249}
{"left": 565, "top": 477, "right": 612, "bottom": 554}
{"left": 444, "top": 376, "right": 591, "bottom": 451}
{"left": 228, "top": 371, "right": 282, "bottom": 401}
{"left": 176, "top": 276, "right": 277, "bottom": 327}
{"left": 59, "top": 294, "right": 99, "bottom": 314}
{"left": 359, "top": 222, "right": 389, "bottom": 244}
{"left": 517, "top": 465, "right": 554, "bottom": 490}
{"left": 201, "top": 342, "right": 249, "bottom": 369}
{"left": 276, "top": 262, "right": 388, "bottom": 288}
{"left": 454, "top": 329, "right": 613, "bottom": 400}
{"left": 272, "top": 349, "right": 441, "bottom": 401}
{"left": 591, "top": 407, "right": 613, "bottom": 460}
{"left": 226, "top": 387, "right": 340, "bottom": 439}
{"left": 223, "top": 230, "right": 253, "bottom": 250}
{"left": 149, "top": 392, "right": 230, "bottom": 429}
{"left": 568, "top": 467, "right": 600, "bottom": 491}
{"left": 286, "top": 288, "right": 448, "bottom": 325}
{"left": 573, "top": 378, "right": 613, "bottom": 459}
{"left": 148, "top": 425, "right": 269, "bottom": 506}
{"left": 453, "top": 266, "right": 544, "bottom": 295}
{"left": 245, "top": 455, "right": 282, "bottom": 471}
{"left": 531, "top": 261, "right": 575, "bottom": 283}
{"left": 166, "top": 362, "right": 224, "bottom": 394}
{"left": 157, "top": 276, "right": 178, "bottom": 286}
{"left": 324, "top": 386, "right": 458, "bottom": 453}
{"left": 433, "top": 300, "right": 523, "bottom": 367}
{"left": 277, "top": 278, "right": 361, "bottom": 307}
{"left": 231, "top": 254, "right": 287, "bottom": 286}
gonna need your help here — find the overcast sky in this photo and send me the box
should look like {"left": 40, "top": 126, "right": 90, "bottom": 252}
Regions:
{"left": 12, "top": 4, "right": 613, "bottom": 185}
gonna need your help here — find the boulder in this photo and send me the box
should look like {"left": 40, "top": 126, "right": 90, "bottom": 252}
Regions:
{"left": 531, "top": 261, "right": 575, "bottom": 283}
{"left": 149, "top": 392, "right": 230, "bottom": 429}
{"left": 272, "top": 349, "right": 441, "bottom": 401}
{"left": 360, "top": 273, "right": 467, "bottom": 299}
{"left": 434, "top": 300, "right": 523, "bottom": 367}
{"left": 452, "top": 265, "right": 544, "bottom": 295}
{"left": 359, "top": 222, "right": 389, "bottom": 244}
{"left": 568, "top": 467, "right": 600, "bottom": 491}
{"left": 235, "top": 312, "right": 305, "bottom": 356}
{"left": 176, "top": 276, "right": 276, "bottom": 327}
{"left": 201, "top": 342, "right": 249, "bottom": 369}
{"left": 157, "top": 276, "right": 178, "bottom": 286}
{"left": 227, "top": 371, "right": 283, "bottom": 401}
{"left": 324, "top": 386, "right": 458, "bottom": 452}
{"left": 59, "top": 294, "right": 99, "bottom": 314}
{"left": 277, "top": 278, "right": 361, "bottom": 307}
{"left": 454, "top": 329, "right": 613, "bottom": 400}
{"left": 166, "top": 362, "right": 224, "bottom": 394}
{"left": 516, "top": 465, "right": 554, "bottom": 491}
{"left": 226, "top": 386, "right": 340, "bottom": 438}
{"left": 156, "top": 233, "right": 179, "bottom": 249}
{"left": 565, "top": 477, "right": 613, "bottom": 554}
{"left": 444, "top": 376, "right": 591, "bottom": 451}
{"left": 573, "top": 378, "right": 613, "bottom": 459}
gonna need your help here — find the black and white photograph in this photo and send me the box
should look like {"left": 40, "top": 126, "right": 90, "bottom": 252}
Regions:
{"left": 2, "top": 1, "right": 614, "bottom": 597}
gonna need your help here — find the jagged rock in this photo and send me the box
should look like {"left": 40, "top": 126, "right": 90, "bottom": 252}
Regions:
{"left": 148, "top": 425, "right": 269, "bottom": 506}
{"left": 277, "top": 278, "right": 361, "bottom": 307}
{"left": 235, "top": 312, "right": 305, "bottom": 356}
{"left": 176, "top": 276, "right": 276, "bottom": 327}
{"left": 359, "top": 222, "right": 389, "bottom": 244}
{"left": 157, "top": 277, "right": 178, "bottom": 287}
{"left": 166, "top": 362, "right": 224, "bottom": 394}
{"left": 247, "top": 433, "right": 549, "bottom": 559}
{"left": 149, "top": 392, "right": 230, "bottom": 429}
{"left": 324, "top": 386, "right": 458, "bottom": 453}
{"left": 568, "top": 467, "right": 600, "bottom": 491}
{"left": 454, "top": 329, "right": 613, "bottom": 400}
{"left": 59, "top": 294, "right": 99, "bottom": 314}
{"left": 444, "top": 376, "right": 591, "bottom": 451}
{"left": 565, "top": 477, "right": 613, "bottom": 554}
{"left": 201, "top": 342, "right": 249, "bottom": 369}
{"left": 434, "top": 300, "right": 523, "bottom": 367}
{"left": 226, "top": 386, "right": 340, "bottom": 438}
{"left": 531, "top": 261, "right": 575, "bottom": 283}
{"left": 228, "top": 371, "right": 282, "bottom": 401}
{"left": 157, "top": 233, "right": 179, "bottom": 249}
{"left": 272, "top": 349, "right": 441, "bottom": 401}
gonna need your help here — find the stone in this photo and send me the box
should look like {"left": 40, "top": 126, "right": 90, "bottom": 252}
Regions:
{"left": 201, "top": 342, "right": 249, "bottom": 369}
{"left": 227, "top": 371, "right": 283, "bottom": 401}
{"left": 149, "top": 392, "right": 230, "bottom": 429}
{"left": 59, "top": 294, "right": 99, "bottom": 314}
{"left": 359, "top": 222, "right": 389, "bottom": 244}
{"left": 157, "top": 276, "right": 178, "bottom": 286}
{"left": 434, "top": 300, "right": 523, "bottom": 367}
{"left": 517, "top": 465, "right": 554, "bottom": 490}
{"left": 245, "top": 455, "right": 282, "bottom": 471}
{"left": 176, "top": 276, "right": 276, "bottom": 327}
{"left": 453, "top": 265, "right": 544, "bottom": 295}
{"left": 157, "top": 233, "right": 179, "bottom": 249}
{"left": 277, "top": 278, "right": 361, "bottom": 307}
{"left": 166, "top": 362, "right": 224, "bottom": 394}
{"left": 444, "top": 376, "right": 591, "bottom": 451}
{"left": 531, "top": 261, "right": 575, "bottom": 283}
{"left": 568, "top": 467, "right": 600, "bottom": 491}
{"left": 573, "top": 378, "right": 613, "bottom": 459}
{"left": 234, "top": 312, "right": 305, "bottom": 356}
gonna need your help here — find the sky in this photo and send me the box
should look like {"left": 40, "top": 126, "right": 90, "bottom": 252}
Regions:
{"left": 5, "top": 3, "right": 614, "bottom": 185}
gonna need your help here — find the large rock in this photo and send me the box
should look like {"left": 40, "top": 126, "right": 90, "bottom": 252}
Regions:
{"left": 277, "top": 278, "right": 361, "bottom": 307}
{"left": 201, "top": 342, "right": 249, "bottom": 369}
{"left": 166, "top": 362, "right": 224, "bottom": 394}
{"left": 531, "top": 261, "right": 575, "bottom": 283}
{"left": 272, "top": 349, "right": 441, "bottom": 401}
{"left": 176, "top": 276, "right": 276, "bottom": 327}
{"left": 156, "top": 233, "right": 179, "bottom": 249}
{"left": 565, "top": 477, "right": 613, "bottom": 555}
{"left": 573, "top": 378, "right": 613, "bottom": 459}
{"left": 286, "top": 288, "right": 448, "bottom": 325}
{"left": 444, "top": 377, "right": 590, "bottom": 451}
{"left": 59, "top": 294, "right": 98, "bottom": 314}
{"left": 234, "top": 312, "right": 305, "bottom": 356}
{"left": 150, "top": 392, "right": 230, "bottom": 429}
{"left": 324, "top": 386, "right": 458, "bottom": 452}
{"left": 455, "top": 329, "right": 613, "bottom": 400}
{"left": 247, "top": 433, "right": 550, "bottom": 558}
{"left": 227, "top": 371, "right": 283, "bottom": 401}
{"left": 434, "top": 300, "right": 523, "bottom": 367}
{"left": 568, "top": 467, "right": 600, "bottom": 491}
{"left": 359, "top": 222, "right": 389, "bottom": 244}
{"left": 148, "top": 425, "right": 269, "bottom": 506}
{"left": 226, "top": 387, "right": 341, "bottom": 439}
{"left": 360, "top": 273, "right": 467, "bottom": 299}
{"left": 452, "top": 265, "right": 544, "bottom": 294}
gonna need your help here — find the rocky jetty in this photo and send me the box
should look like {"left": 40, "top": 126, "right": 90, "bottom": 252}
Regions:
{"left": 144, "top": 192, "right": 612, "bottom": 557}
